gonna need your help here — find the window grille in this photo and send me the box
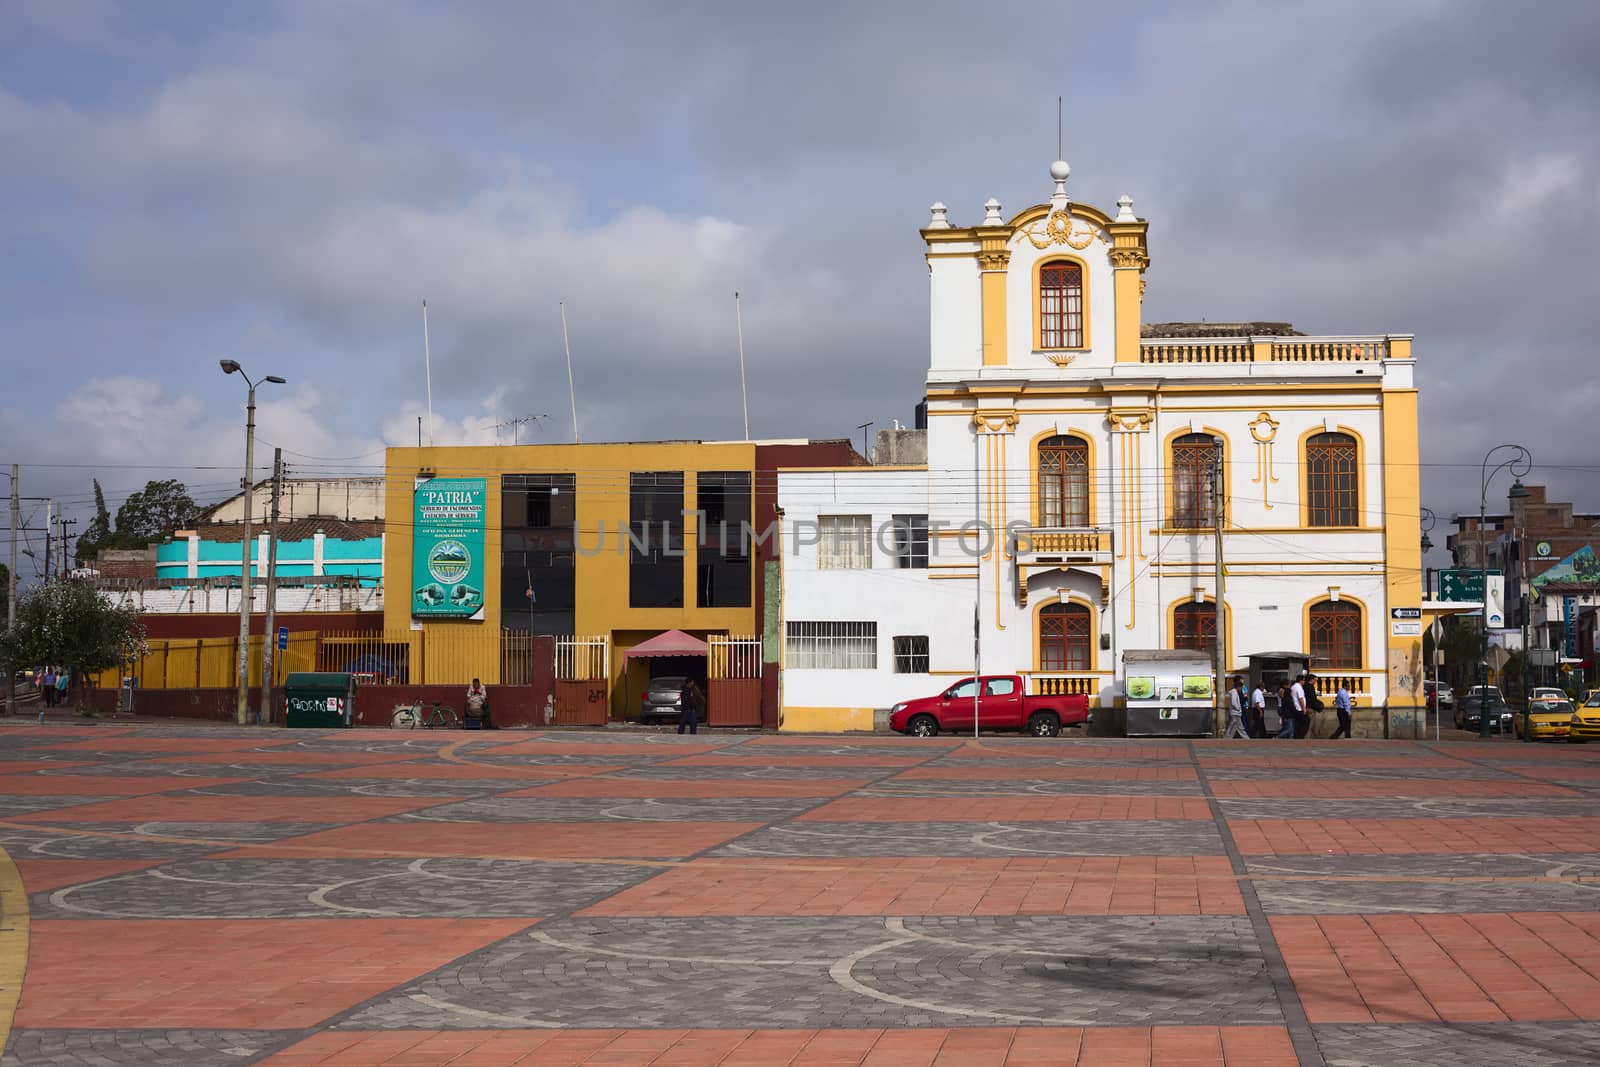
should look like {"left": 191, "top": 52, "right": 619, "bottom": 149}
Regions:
{"left": 1038, "top": 437, "right": 1089, "bottom": 527}
{"left": 818, "top": 515, "right": 872, "bottom": 569}
{"left": 786, "top": 621, "right": 878, "bottom": 669}
{"left": 892, "top": 635, "right": 929, "bottom": 673}
{"left": 1306, "top": 433, "right": 1359, "bottom": 527}
{"left": 1172, "top": 434, "right": 1221, "bottom": 528}
{"left": 1173, "top": 601, "right": 1217, "bottom": 652}
{"left": 1039, "top": 602, "right": 1091, "bottom": 671}
{"left": 1039, "top": 262, "right": 1083, "bottom": 348}
{"left": 1309, "top": 600, "right": 1362, "bottom": 669}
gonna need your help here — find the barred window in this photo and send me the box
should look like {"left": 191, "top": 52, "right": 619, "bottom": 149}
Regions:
{"left": 1039, "top": 602, "right": 1091, "bottom": 671}
{"left": 891, "top": 514, "right": 929, "bottom": 569}
{"left": 1172, "top": 434, "right": 1221, "bottom": 528}
{"left": 1309, "top": 600, "right": 1362, "bottom": 669}
{"left": 786, "top": 621, "right": 878, "bottom": 669}
{"left": 1306, "top": 432, "right": 1359, "bottom": 527}
{"left": 1173, "top": 601, "right": 1216, "bottom": 652}
{"left": 1039, "top": 261, "right": 1083, "bottom": 348}
{"left": 1039, "top": 435, "right": 1089, "bottom": 527}
{"left": 892, "top": 635, "right": 929, "bottom": 673}
{"left": 818, "top": 515, "right": 872, "bottom": 569}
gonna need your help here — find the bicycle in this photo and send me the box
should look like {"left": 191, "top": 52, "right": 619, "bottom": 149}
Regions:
{"left": 390, "top": 701, "right": 462, "bottom": 729}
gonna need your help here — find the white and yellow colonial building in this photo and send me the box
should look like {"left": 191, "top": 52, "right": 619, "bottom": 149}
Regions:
{"left": 777, "top": 159, "right": 1423, "bottom": 731}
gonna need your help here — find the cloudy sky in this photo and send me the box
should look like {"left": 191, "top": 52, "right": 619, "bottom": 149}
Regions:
{"left": 1, "top": 0, "right": 1596, "bottom": 574}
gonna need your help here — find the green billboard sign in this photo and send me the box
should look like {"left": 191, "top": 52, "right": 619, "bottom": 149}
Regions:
{"left": 412, "top": 477, "right": 486, "bottom": 620}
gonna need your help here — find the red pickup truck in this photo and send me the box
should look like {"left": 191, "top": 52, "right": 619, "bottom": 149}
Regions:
{"left": 888, "top": 675, "right": 1090, "bottom": 737}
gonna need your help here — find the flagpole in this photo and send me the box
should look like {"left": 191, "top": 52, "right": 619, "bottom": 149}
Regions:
{"left": 422, "top": 299, "right": 435, "bottom": 446}
{"left": 735, "top": 291, "right": 749, "bottom": 441}
{"left": 561, "top": 301, "right": 580, "bottom": 444}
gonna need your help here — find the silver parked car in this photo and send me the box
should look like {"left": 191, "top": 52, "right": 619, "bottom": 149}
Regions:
{"left": 640, "top": 676, "right": 704, "bottom": 724}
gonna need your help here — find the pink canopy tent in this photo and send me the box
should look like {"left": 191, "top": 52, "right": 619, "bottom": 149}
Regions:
{"left": 623, "top": 629, "right": 709, "bottom": 660}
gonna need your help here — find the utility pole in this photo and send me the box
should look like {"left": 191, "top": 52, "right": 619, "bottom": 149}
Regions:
{"left": 1212, "top": 440, "right": 1228, "bottom": 735}
{"left": 7, "top": 464, "right": 18, "bottom": 717}
{"left": 59, "top": 519, "right": 76, "bottom": 578}
{"left": 259, "top": 450, "right": 283, "bottom": 726}
{"left": 42, "top": 502, "right": 52, "bottom": 584}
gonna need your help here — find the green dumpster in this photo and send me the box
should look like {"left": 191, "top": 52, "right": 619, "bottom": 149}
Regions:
{"left": 283, "top": 672, "right": 357, "bottom": 728}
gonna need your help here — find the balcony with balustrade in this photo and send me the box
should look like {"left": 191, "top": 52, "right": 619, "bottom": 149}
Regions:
{"left": 1012, "top": 526, "right": 1113, "bottom": 606}
{"left": 1138, "top": 334, "right": 1409, "bottom": 365}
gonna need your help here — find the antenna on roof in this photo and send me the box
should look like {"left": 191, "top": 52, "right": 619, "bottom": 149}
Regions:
{"left": 1057, "top": 95, "right": 1062, "bottom": 159}
{"left": 560, "top": 301, "right": 580, "bottom": 444}
{"left": 421, "top": 300, "right": 435, "bottom": 446}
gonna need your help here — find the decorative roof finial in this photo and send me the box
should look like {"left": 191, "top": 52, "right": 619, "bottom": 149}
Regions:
{"left": 1049, "top": 160, "right": 1071, "bottom": 210}
{"left": 928, "top": 201, "right": 950, "bottom": 229}
{"left": 983, "top": 198, "right": 1003, "bottom": 225}
{"left": 1116, "top": 194, "right": 1136, "bottom": 222}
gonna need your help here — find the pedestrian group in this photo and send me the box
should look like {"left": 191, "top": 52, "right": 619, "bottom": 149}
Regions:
{"left": 1224, "top": 672, "right": 1352, "bottom": 740}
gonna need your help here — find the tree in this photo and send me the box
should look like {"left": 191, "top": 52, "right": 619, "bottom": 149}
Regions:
{"left": 0, "top": 579, "right": 147, "bottom": 710}
{"left": 112, "top": 479, "right": 200, "bottom": 545}
{"left": 75, "top": 479, "right": 114, "bottom": 563}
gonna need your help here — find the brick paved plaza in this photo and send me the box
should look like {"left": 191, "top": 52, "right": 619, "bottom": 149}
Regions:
{"left": 3, "top": 724, "right": 1600, "bottom": 1065}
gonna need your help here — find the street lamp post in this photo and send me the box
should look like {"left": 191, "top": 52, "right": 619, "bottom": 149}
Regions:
{"left": 1478, "top": 444, "right": 1532, "bottom": 740}
{"left": 220, "top": 360, "right": 286, "bottom": 726}
{"left": 1421, "top": 508, "right": 1436, "bottom": 741}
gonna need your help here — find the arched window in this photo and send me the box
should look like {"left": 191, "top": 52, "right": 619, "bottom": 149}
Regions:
{"left": 1039, "top": 261, "right": 1083, "bottom": 348}
{"left": 1172, "top": 434, "right": 1222, "bottom": 528}
{"left": 1306, "top": 432, "right": 1359, "bottom": 527}
{"left": 1039, "top": 435, "right": 1089, "bottom": 527}
{"left": 1309, "top": 599, "right": 1362, "bottom": 669}
{"left": 1173, "top": 601, "right": 1216, "bottom": 652}
{"left": 1039, "top": 602, "right": 1091, "bottom": 670}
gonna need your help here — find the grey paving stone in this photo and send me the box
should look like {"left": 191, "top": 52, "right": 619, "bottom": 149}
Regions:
{"left": 1245, "top": 853, "right": 1600, "bottom": 878}
{"left": 1, "top": 1029, "right": 293, "bottom": 1066}
{"left": 382, "top": 796, "right": 818, "bottom": 824}
{"left": 611, "top": 765, "right": 890, "bottom": 781}
{"left": 31, "top": 856, "right": 659, "bottom": 920}
{"left": 708, "top": 819, "right": 1224, "bottom": 857}
{"left": 1202, "top": 765, "right": 1512, "bottom": 780}
{"left": 1219, "top": 797, "right": 1600, "bottom": 821}
{"left": 1314, "top": 1022, "right": 1600, "bottom": 1066}
{"left": 860, "top": 778, "right": 1206, "bottom": 797}
{"left": 1254, "top": 876, "right": 1600, "bottom": 914}
{"left": 340, "top": 915, "right": 1279, "bottom": 1030}
{"left": 0, "top": 827, "right": 233, "bottom": 861}
{"left": 185, "top": 777, "right": 542, "bottom": 797}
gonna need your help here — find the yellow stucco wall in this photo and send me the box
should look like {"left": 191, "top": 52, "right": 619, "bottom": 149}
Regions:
{"left": 1381, "top": 384, "right": 1424, "bottom": 708}
{"left": 780, "top": 706, "right": 878, "bottom": 733}
{"left": 385, "top": 441, "right": 759, "bottom": 703}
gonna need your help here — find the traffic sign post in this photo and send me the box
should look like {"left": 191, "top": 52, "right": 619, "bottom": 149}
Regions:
{"left": 277, "top": 626, "right": 289, "bottom": 651}
{"left": 1438, "top": 568, "right": 1501, "bottom": 602}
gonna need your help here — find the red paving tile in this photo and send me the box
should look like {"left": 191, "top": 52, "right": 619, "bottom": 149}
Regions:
{"left": 798, "top": 796, "right": 1212, "bottom": 822}
{"left": 0, "top": 726, "right": 139, "bottom": 739}
{"left": 509, "top": 777, "right": 869, "bottom": 798}
{"left": 952, "top": 742, "right": 1194, "bottom": 761}
{"left": 744, "top": 735, "right": 963, "bottom": 747}
{"left": 0, "top": 759, "right": 92, "bottom": 773}
{"left": 661, "top": 753, "right": 929, "bottom": 768}
{"left": 896, "top": 765, "right": 1197, "bottom": 782}
{"left": 17, "top": 918, "right": 532, "bottom": 1029}
{"left": 1230, "top": 816, "right": 1600, "bottom": 855}
{"left": 220, "top": 820, "right": 762, "bottom": 860}
{"left": 304, "top": 761, "right": 624, "bottom": 780}
{"left": 1209, "top": 778, "right": 1579, "bottom": 798}
{"left": 0, "top": 774, "right": 244, "bottom": 796}
{"left": 1518, "top": 766, "right": 1600, "bottom": 781}
{"left": 580, "top": 856, "right": 1245, "bottom": 917}
{"left": 13, "top": 858, "right": 162, "bottom": 893}
{"left": 260, "top": 1027, "right": 1297, "bottom": 1065}
{"left": 485, "top": 740, "right": 732, "bottom": 757}
{"left": 12, "top": 794, "right": 446, "bottom": 825}
{"left": 1275, "top": 913, "right": 1600, "bottom": 1024}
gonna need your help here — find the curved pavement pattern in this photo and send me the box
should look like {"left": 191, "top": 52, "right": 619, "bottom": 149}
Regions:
{"left": 1, "top": 725, "right": 1600, "bottom": 1064}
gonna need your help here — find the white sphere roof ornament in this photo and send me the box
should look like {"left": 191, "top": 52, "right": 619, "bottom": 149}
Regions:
{"left": 982, "top": 197, "right": 1003, "bottom": 225}
{"left": 1115, "top": 194, "right": 1137, "bottom": 222}
{"left": 928, "top": 201, "right": 951, "bottom": 229}
{"left": 1049, "top": 160, "right": 1071, "bottom": 210}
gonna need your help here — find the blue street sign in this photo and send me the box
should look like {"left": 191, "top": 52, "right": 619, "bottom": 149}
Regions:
{"left": 277, "top": 626, "right": 289, "bottom": 651}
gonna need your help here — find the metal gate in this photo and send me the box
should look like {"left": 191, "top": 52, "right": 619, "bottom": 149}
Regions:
{"left": 554, "top": 636, "right": 609, "bottom": 725}
{"left": 708, "top": 635, "right": 762, "bottom": 726}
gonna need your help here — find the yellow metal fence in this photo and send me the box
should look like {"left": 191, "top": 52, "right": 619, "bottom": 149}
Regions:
{"left": 93, "top": 631, "right": 319, "bottom": 690}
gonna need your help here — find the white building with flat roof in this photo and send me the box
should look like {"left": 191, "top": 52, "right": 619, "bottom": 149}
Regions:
{"left": 778, "top": 159, "right": 1422, "bottom": 733}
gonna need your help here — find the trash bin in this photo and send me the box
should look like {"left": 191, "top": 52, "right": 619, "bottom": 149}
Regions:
{"left": 283, "top": 672, "right": 357, "bottom": 728}
{"left": 117, "top": 676, "right": 136, "bottom": 716}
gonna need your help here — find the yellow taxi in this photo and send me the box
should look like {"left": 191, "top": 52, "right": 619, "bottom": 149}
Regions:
{"left": 1515, "top": 698, "right": 1576, "bottom": 741}
{"left": 1572, "top": 692, "right": 1600, "bottom": 743}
